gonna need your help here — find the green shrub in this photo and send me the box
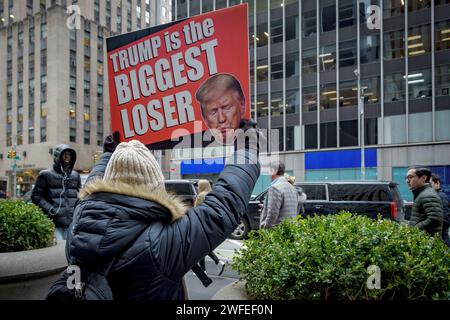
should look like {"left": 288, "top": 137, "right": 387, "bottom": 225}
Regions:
{"left": 0, "top": 199, "right": 55, "bottom": 253}
{"left": 232, "top": 212, "right": 450, "bottom": 300}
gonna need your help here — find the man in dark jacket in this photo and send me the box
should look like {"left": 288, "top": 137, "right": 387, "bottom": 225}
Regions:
{"left": 65, "top": 134, "right": 260, "bottom": 299}
{"left": 431, "top": 174, "right": 450, "bottom": 246}
{"left": 406, "top": 167, "right": 443, "bottom": 237}
{"left": 32, "top": 144, "right": 81, "bottom": 240}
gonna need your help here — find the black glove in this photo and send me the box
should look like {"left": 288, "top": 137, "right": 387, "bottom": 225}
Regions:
{"left": 103, "top": 131, "right": 121, "bottom": 153}
{"left": 234, "top": 119, "right": 264, "bottom": 155}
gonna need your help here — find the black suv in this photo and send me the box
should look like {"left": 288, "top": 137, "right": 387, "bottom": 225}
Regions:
{"left": 229, "top": 181, "right": 405, "bottom": 240}
{"left": 164, "top": 179, "right": 198, "bottom": 207}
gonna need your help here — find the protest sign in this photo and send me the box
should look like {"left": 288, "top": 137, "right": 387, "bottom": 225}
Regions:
{"left": 106, "top": 4, "right": 250, "bottom": 149}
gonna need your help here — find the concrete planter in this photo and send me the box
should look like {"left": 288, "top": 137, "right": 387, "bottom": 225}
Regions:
{"left": 0, "top": 241, "right": 67, "bottom": 300}
{"left": 212, "top": 280, "right": 248, "bottom": 300}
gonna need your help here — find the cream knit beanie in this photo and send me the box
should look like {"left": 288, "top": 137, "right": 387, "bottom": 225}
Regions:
{"left": 103, "top": 140, "right": 165, "bottom": 191}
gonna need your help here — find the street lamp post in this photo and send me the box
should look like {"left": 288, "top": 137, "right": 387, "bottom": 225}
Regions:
{"left": 354, "top": 69, "right": 366, "bottom": 180}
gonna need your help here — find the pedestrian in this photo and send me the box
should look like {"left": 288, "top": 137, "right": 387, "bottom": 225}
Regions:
{"left": 193, "top": 180, "right": 226, "bottom": 282}
{"left": 65, "top": 132, "right": 260, "bottom": 299}
{"left": 285, "top": 174, "right": 307, "bottom": 215}
{"left": 31, "top": 144, "right": 81, "bottom": 240}
{"left": 406, "top": 166, "right": 443, "bottom": 237}
{"left": 430, "top": 174, "right": 450, "bottom": 246}
{"left": 259, "top": 160, "right": 300, "bottom": 229}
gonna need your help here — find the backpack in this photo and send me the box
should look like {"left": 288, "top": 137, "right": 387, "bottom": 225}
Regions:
{"left": 46, "top": 258, "right": 116, "bottom": 300}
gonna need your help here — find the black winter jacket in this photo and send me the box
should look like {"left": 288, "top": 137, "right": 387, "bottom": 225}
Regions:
{"left": 66, "top": 149, "right": 260, "bottom": 300}
{"left": 31, "top": 145, "right": 81, "bottom": 228}
{"left": 437, "top": 189, "right": 450, "bottom": 228}
{"left": 409, "top": 184, "right": 443, "bottom": 236}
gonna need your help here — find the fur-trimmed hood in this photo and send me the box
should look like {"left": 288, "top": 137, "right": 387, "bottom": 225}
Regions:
{"left": 80, "top": 179, "right": 188, "bottom": 222}
{"left": 68, "top": 179, "right": 189, "bottom": 262}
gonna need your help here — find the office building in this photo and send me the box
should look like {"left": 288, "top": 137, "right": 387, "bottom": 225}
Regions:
{"left": 171, "top": 0, "right": 450, "bottom": 200}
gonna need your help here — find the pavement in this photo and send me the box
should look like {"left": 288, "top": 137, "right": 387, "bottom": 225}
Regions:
{"left": 184, "top": 238, "right": 243, "bottom": 300}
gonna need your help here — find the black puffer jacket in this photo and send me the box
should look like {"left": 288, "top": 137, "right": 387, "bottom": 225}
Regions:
{"left": 409, "top": 184, "right": 443, "bottom": 236}
{"left": 67, "top": 149, "right": 260, "bottom": 300}
{"left": 31, "top": 144, "right": 81, "bottom": 228}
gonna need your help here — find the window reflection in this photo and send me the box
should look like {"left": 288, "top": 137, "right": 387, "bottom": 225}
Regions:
{"left": 302, "top": 48, "right": 317, "bottom": 76}
{"left": 320, "top": 45, "right": 336, "bottom": 72}
{"left": 361, "top": 35, "right": 380, "bottom": 63}
{"left": 321, "top": 4, "right": 336, "bottom": 33}
{"left": 407, "top": 0, "right": 431, "bottom": 12}
{"left": 257, "top": 94, "right": 268, "bottom": 117}
{"left": 384, "top": 30, "right": 405, "bottom": 60}
{"left": 339, "top": 0, "right": 356, "bottom": 29}
{"left": 320, "top": 83, "right": 337, "bottom": 110}
{"left": 361, "top": 76, "right": 380, "bottom": 104}
{"left": 339, "top": 39, "right": 357, "bottom": 67}
{"left": 339, "top": 81, "right": 358, "bottom": 108}
{"left": 257, "top": 58, "right": 268, "bottom": 82}
{"left": 383, "top": 0, "right": 405, "bottom": 17}
{"left": 302, "top": 9, "right": 316, "bottom": 38}
{"left": 408, "top": 69, "right": 432, "bottom": 100}
{"left": 408, "top": 25, "right": 431, "bottom": 57}
{"left": 385, "top": 73, "right": 406, "bottom": 101}
{"left": 303, "top": 86, "right": 317, "bottom": 112}
{"left": 286, "top": 52, "right": 299, "bottom": 78}
{"left": 286, "top": 89, "right": 299, "bottom": 114}
{"left": 271, "top": 92, "right": 283, "bottom": 116}
{"left": 435, "top": 20, "right": 450, "bottom": 51}
{"left": 436, "top": 64, "right": 450, "bottom": 96}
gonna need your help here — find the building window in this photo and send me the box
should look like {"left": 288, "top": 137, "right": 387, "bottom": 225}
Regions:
{"left": 339, "top": 39, "right": 357, "bottom": 67}
{"left": 286, "top": 52, "right": 299, "bottom": 78}
{"left": 202, "top": 0, "right": 214, "bottom": 13}
{"left": 383, "top": 0, "right": 405, "bottom": 18}
{"left": 339, "top": 120, "right": 358, "bottom": 147}
{"left": 339, "top": 80, "right": 358, "bottom": 108}
{"left": 407, "top": 0, "right": 431, "bottom": 12}
{"left": 361, "top": 34, "right": 380, "bottom": 63}
{"left": 361, "top": 76, "right": 380, "bottom": 104}
{"left": 302, "top": 48, "right": 317, "bottom": 76}
{"left": 271, "top": 55, "right": 283, "bottom": 80}
{"left": 256, "top": 94, "right": 268, "bottom": 118}
{"left": 408, "top": 24, "right": 431, "bottom": 57}
{"left": 257, "top": 58, "right": 268, "bottom": 82}
{"left": 321, "top": 3, "right": 336, "bottom": 33}
{"left": 286, "top": 89, "right": 300, "bottom": 114}
{"left": 408, "top": 69, "right": 432, "bottom": 100}
{"left": 302, "top": 9, "right": 316, "bottom": 38}
{"left": 286, "top": 15, "right": 298, "bottom": 41}
{"left": 435, "top": 20, "right": 450, "bottom": 51}
{"left": 319, "top": 45, "right": 336, "bottom": 72}
{"left": 271, "top": 92, "right": 283, "bottom": 117}
{"left": 41, "top": 23, "right": 47, "bottom": 39}
{"left": 305, "top": 124, "right": 318, "bottom": 149}
{"left": 320, "top": 122, "right": 337, "bottom": 148}
{"left": 436, "top": 64, "right": 450, "bottom": 97}
{"left": 339, "top": 0, "right": 356, "bottom": 28}
{"left": 385, "top": 72, "right": 406, "bottom": 101}
{"left": 320, "top": 83, "right": 337, "bottom": 110}
{"left": 303, "top": 86, "right": 317, "bottom": 112}
{"left": 384, "top": 29, "right": 405, "bottom": 60}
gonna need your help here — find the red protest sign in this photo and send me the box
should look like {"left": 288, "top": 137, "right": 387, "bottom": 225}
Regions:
{"left": 106, "top": 4, "right": 250, "bottom": 149}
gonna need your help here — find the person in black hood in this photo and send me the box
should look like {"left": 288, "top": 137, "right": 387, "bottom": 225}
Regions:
{"left": 65, "top": 131, "right": 260, "bottom": 299}
{"left": 32, "top": 144, "right": 81, "bottom": 240}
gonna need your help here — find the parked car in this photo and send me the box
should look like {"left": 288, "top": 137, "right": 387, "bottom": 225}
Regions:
{"left": 403, "top": 200, "right": 414, "bottom": 221}
{"left": 164, "top": 179, "right": 199, "bottom": 207}
{"left": 229, "top": 181, "right": 405, "bottom": 240}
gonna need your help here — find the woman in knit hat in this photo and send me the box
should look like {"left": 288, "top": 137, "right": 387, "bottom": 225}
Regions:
{"left": 65, "top": 138, "right": 260, "bottom": 300}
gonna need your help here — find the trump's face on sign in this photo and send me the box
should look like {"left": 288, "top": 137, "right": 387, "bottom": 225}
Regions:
{"left": 196, "top": 74, "right": 246, "bottom": 144}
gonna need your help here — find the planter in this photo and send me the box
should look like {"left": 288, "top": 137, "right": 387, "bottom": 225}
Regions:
{"left": 0, "top": 240, "right": 67, "bottom": 300}
{"left": 212, "top": 280, "right": 248, "bottom": 300}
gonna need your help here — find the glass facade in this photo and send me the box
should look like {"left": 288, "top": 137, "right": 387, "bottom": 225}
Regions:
{"left": 173, "top": 0, "right": 450, "bottom": 154}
